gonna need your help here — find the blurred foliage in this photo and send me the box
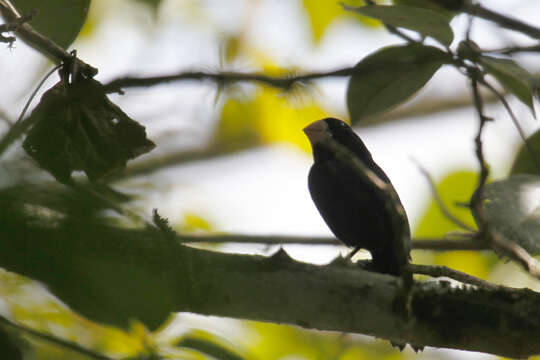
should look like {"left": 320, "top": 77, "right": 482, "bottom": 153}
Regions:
{"left": 414, "top": 170, "right": 477, "bottom": 237}
{"left": 246, "top": 322, "right": 402, "bottom": 360}
{"left": 393, "top": 0, "right": 456, "bottom": 20}
{"left": 180, "top": 212, "right": 213, "bottom": 232}
{"left": 473, "top": 175, "right": 540, "bottom": 255}
{"left": 510, "top": 129, "right": 540, "bottom": 176}
{"left": 10, "top": 0, "right": 90, "bottom": 49}
{"left": 479, "top": 55, "right": 536, "bottom": 117}
{"left": 347, "top": 5, "right": 454, "bottom": 46}
{"left": 413, "top": 170, "right": 496, "bottom": 279}
{"left": 302, "top": 0, "right": 379, "bottom": 43}
{"left": 215, "top": 86, "right": 328, "bottom": 153}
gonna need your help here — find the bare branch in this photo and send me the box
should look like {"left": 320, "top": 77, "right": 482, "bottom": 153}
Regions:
{"left": 102, "top": 68, "right": 354, "bottom": 94}
{"left": 489, "top": 231, "right": 540, "bottom": 279}
{"left": 462, "top": 0, "right": 540, "bottom": 39}
{"left": 470, "top": 74, "right": 489, "bottom": 190}
{"left": 484, "top": 43, "right": 540, "bottom": 55}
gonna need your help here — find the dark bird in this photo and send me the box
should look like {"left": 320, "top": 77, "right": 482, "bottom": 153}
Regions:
{"left": 304, "top": 118, "right": 410, "bottom": 277}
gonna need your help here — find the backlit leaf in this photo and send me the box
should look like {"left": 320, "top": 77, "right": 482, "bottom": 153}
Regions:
{"left": 393, "top": 0, "right": 456, "bottom": 21}
{"left": 480, "top": 55, "right": 536, "bottom": 117}
{"left": 414, "top": 171, "right": 489, "bottom": 278}
{"left": 303, "top": 0, "right": 379, "bottom": 44}
{"left": 344, "top": 4, "right": 454, "bottom": 46}
{"left": 472, "top": 174, "right": 540, "bottom": 255}
{"left": 10, "top": 0, "right": 90, "bottom": 49}
{"left": 347, "top": 44, "right": 448, "bottom": 124}
{"left": 510, "top": 129, "right": 540, "bottom": 176}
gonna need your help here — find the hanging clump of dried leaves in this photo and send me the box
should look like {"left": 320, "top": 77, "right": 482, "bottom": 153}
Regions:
{"left": 23, "top": 75, "right": 155, "bottom": 184}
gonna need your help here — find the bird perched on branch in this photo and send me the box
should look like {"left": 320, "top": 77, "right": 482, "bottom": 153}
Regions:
{"left": 304, "top": 118, "right": 410, "bottom": 277}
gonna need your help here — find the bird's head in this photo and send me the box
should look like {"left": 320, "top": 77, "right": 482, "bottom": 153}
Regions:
{"left": 304, "top": 118, "right": 371, "bottom": 159}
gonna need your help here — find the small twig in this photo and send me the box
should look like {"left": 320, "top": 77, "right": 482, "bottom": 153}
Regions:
{"left": 462, "top": 0, "right": 540, "bottom": 40}
{"left": 0, "top": 316, "right": 112, "bottom": 360}
{"left": 470, "top": 75, "right": 489, "bottom": 189}
{"left": 483, "top": 44, "right": 540, "bottom": 55}
{"left": 0, "top": 64, "right": 61, "bottom": 157}
{"left": 411, "top": 159, "right": 475, "bottom": 232}
{"left": 408, "top": 263, "right": 500, "bottom": 289}
{"left": 489, "top": 231, "right": 540, "bottom": 279}
{"left": 103, "top": 68, "right": 354, "bottom": 94}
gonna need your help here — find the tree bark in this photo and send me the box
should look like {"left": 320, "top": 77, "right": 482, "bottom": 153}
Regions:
{"left": 0, "top": 214, "right": 539, "bottom": 358}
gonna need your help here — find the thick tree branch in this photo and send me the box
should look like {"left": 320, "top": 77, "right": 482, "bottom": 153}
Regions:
{"left": 0, "top": 217, "right": 538, "bottom": 358}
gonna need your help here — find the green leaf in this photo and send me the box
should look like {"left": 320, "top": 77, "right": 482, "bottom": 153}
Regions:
{"left": 510, "top": 129, "right": 540, "bottom": 176}
{"left": 393, "top": 0, "right": 456, "bottom": 20}
{"left": 473, "top": 174, "right": 540, "bottom": 255}
{"left": 346, "top": 44, "right": 448, "bottom": 124}
{"left": 344, "top": 4, "right": 454, "bottom": 46}
{"left": 177, "top": 336, "right": 245, "bottom": 360}
{"left": 479, "top": 55, "right": 536, "bottom": 117}
{"left": 10, "top": 0, "right": 90, "bottom": 49}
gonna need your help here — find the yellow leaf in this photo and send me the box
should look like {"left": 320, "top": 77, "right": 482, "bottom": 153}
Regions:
{"left": 303, "top": 0, "right": 381, "bottom": 43}
{"left": 434, "top": 251, "right": 492, "bottom": 279}
{"left": 183, "top": 213, "right": 213, "bottom": 232}
{"left": 414, "top": 170, "right": 477, "bottom": 238}
{"left": 255, "top": 88, "right": 329, "bottom": 152}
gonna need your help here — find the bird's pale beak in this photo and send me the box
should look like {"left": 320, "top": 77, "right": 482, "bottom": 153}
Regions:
{"left": 303, "top": 120, "right": 330, "bottom": 145}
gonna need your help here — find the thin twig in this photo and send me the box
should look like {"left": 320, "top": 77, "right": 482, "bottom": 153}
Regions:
{"left": 470, "top": 75, "right": 489, "bottom": 189}
{"left": 0, "top": 64, "right": 61, "bottom": 156}
{"left": 102, "top": 68, "right": 354, "bottom": 93}
{"left": 0, "top": 316, "right": 112, "bottom": 360}
{"left": 411, "top": 159, "right": 475, "bottom": 232}
{"left": 484, "top": 44, "right": 540, "bottom": 55}
{"left": 408, "top": 263, "right": 500, "bottom": 289}
{"left": 462, "top": 0, "right": 540, "bottom": 39}
{"left": 489, "top": 231, "right": 540, "bottom": 279}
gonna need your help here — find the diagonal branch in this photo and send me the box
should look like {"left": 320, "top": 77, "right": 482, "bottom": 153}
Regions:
{"left": 462, "top": 0, "right": 540, "bottom": 40}
{"left": 0, "top": 0, "right": 97, "bottom": 76}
